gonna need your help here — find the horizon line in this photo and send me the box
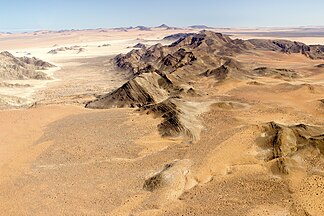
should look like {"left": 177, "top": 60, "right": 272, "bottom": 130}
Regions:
{"left": 1, "top": 25, "right": 324, "bottom": 34}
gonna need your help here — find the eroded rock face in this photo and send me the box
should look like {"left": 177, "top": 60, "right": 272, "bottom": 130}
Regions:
{"left": 133, "top": 43, "right": 146, "bottom": 49}
{"left": 261, "top": 122, "right": 324, "bottom": 174}
{"left": 0, "top": 51, "right": 54, "bottom": 80}
{"left": 113, "top": 31, "right": 242, "bottom": 76}
{"left": 200, "top": 58, "right": 245, "bottom": 80}
{"left": 114, "top": 46, "right": 197, "bottom": 75}
{"left": 85, "top": 72, "right": 173, "bottom": 109}
{"left": 141, "top": 99, "right": 203, "bottom": 141}
{"left": 163, "top": 33, "right": 196, "bottom": 41}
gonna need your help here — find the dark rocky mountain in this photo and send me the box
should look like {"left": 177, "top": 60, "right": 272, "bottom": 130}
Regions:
{"left": 163, "top": 33, "right": 196, "bottom": 41}
{"left": 157, "top": 24, "right": 169, "bottom": 28}
{"left": 135, "top": 26, "right": 151, "bottom": 31}
{"left": 114, "top": 31, "right": 243, "bottom": 76}
{"left": 189, "top": 25, "right": 212, "bottom": 29}
{"left": 133, "top": 43, "right": 146, "bottom": 49}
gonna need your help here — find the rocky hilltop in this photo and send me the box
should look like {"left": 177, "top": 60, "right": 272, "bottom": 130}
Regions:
{"left": 0, "top": 51, "right": 54, "bottom": 80}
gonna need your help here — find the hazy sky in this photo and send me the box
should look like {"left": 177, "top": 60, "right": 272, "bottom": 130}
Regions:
{"left": 0, "top": 0, "right": 323, "bottom": 30}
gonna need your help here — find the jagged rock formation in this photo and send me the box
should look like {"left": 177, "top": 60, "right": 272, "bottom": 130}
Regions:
{"left": 133, "top": 43, "right": 146, "bottom": 49}
{"left": 114, "top": 31, "right": 243, "bottom": 76}
{"left": 261, "top": 122, "right": 324, "bottom": 174}
{"left": 114, "top": 45, "right": 197, "bottom": 75}
{"left": 159, "top": 48, "right": 197, "bottom": 73}
{"left": 0, "top": 51, "right": 54, "bottom": 80}
{"left": 200, "top": 58, "right": 245, "bottom": 80}
{"left": 18, "top": 56, "right": 53, "bottom": 69}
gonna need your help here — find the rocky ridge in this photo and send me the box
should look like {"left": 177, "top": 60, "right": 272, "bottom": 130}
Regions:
{"left": 86, "top": 30, "right": 324, "bottom": 143}
{"left": 0, "top": 51, "right": 54, "bottom": 80}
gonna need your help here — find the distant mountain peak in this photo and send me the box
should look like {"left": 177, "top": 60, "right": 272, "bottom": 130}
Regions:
{"left": 189, "top": 25, "right": 212, "bottom": 29}
{"left": 157, "top": 24, "right": 169, "bottom": 28}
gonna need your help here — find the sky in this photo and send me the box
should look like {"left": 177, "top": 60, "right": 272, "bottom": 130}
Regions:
{"left": 0, "top": 0, "right": 323, "bottom": 31}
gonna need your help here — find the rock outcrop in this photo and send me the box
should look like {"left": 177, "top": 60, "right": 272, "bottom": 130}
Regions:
{"left": 163, "top": 33, "right": 196, "bottom": 41}
{"left": 141, "top": 98, "right": 204, "bottom": 141}
{"left": 0, "top": 51, "right": 54, "bottom": 80}
{"left": 143, "top": 159, "right": 192, "bottom": 194}
{"left": 200, "top": 58, "right": 245, "bottom": 80}
{"left": 261, "top": 122, "right": 324, "bottom": 174}
{"left": 253, "top": 67, "right": 299, "bottom": 78}
{"left": 133, "top": 43, "right": 146, "bottom": 49}
{"left": 48, "top": 46, "right": 86, "bottom": 54}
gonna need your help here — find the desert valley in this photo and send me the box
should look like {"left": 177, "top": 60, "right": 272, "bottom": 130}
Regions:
{"left": 0, "top": 25, "right": 324, "bottom": 216}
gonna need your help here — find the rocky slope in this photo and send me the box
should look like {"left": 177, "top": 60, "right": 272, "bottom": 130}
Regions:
{"left": 0, "top": 51, "right": 54, "bottom": 80}
{"left": 85, "top": 72, "right": 172, "bottom": 109}
{"left": 260, "top": 122, "right": 324, "bottom": 174}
